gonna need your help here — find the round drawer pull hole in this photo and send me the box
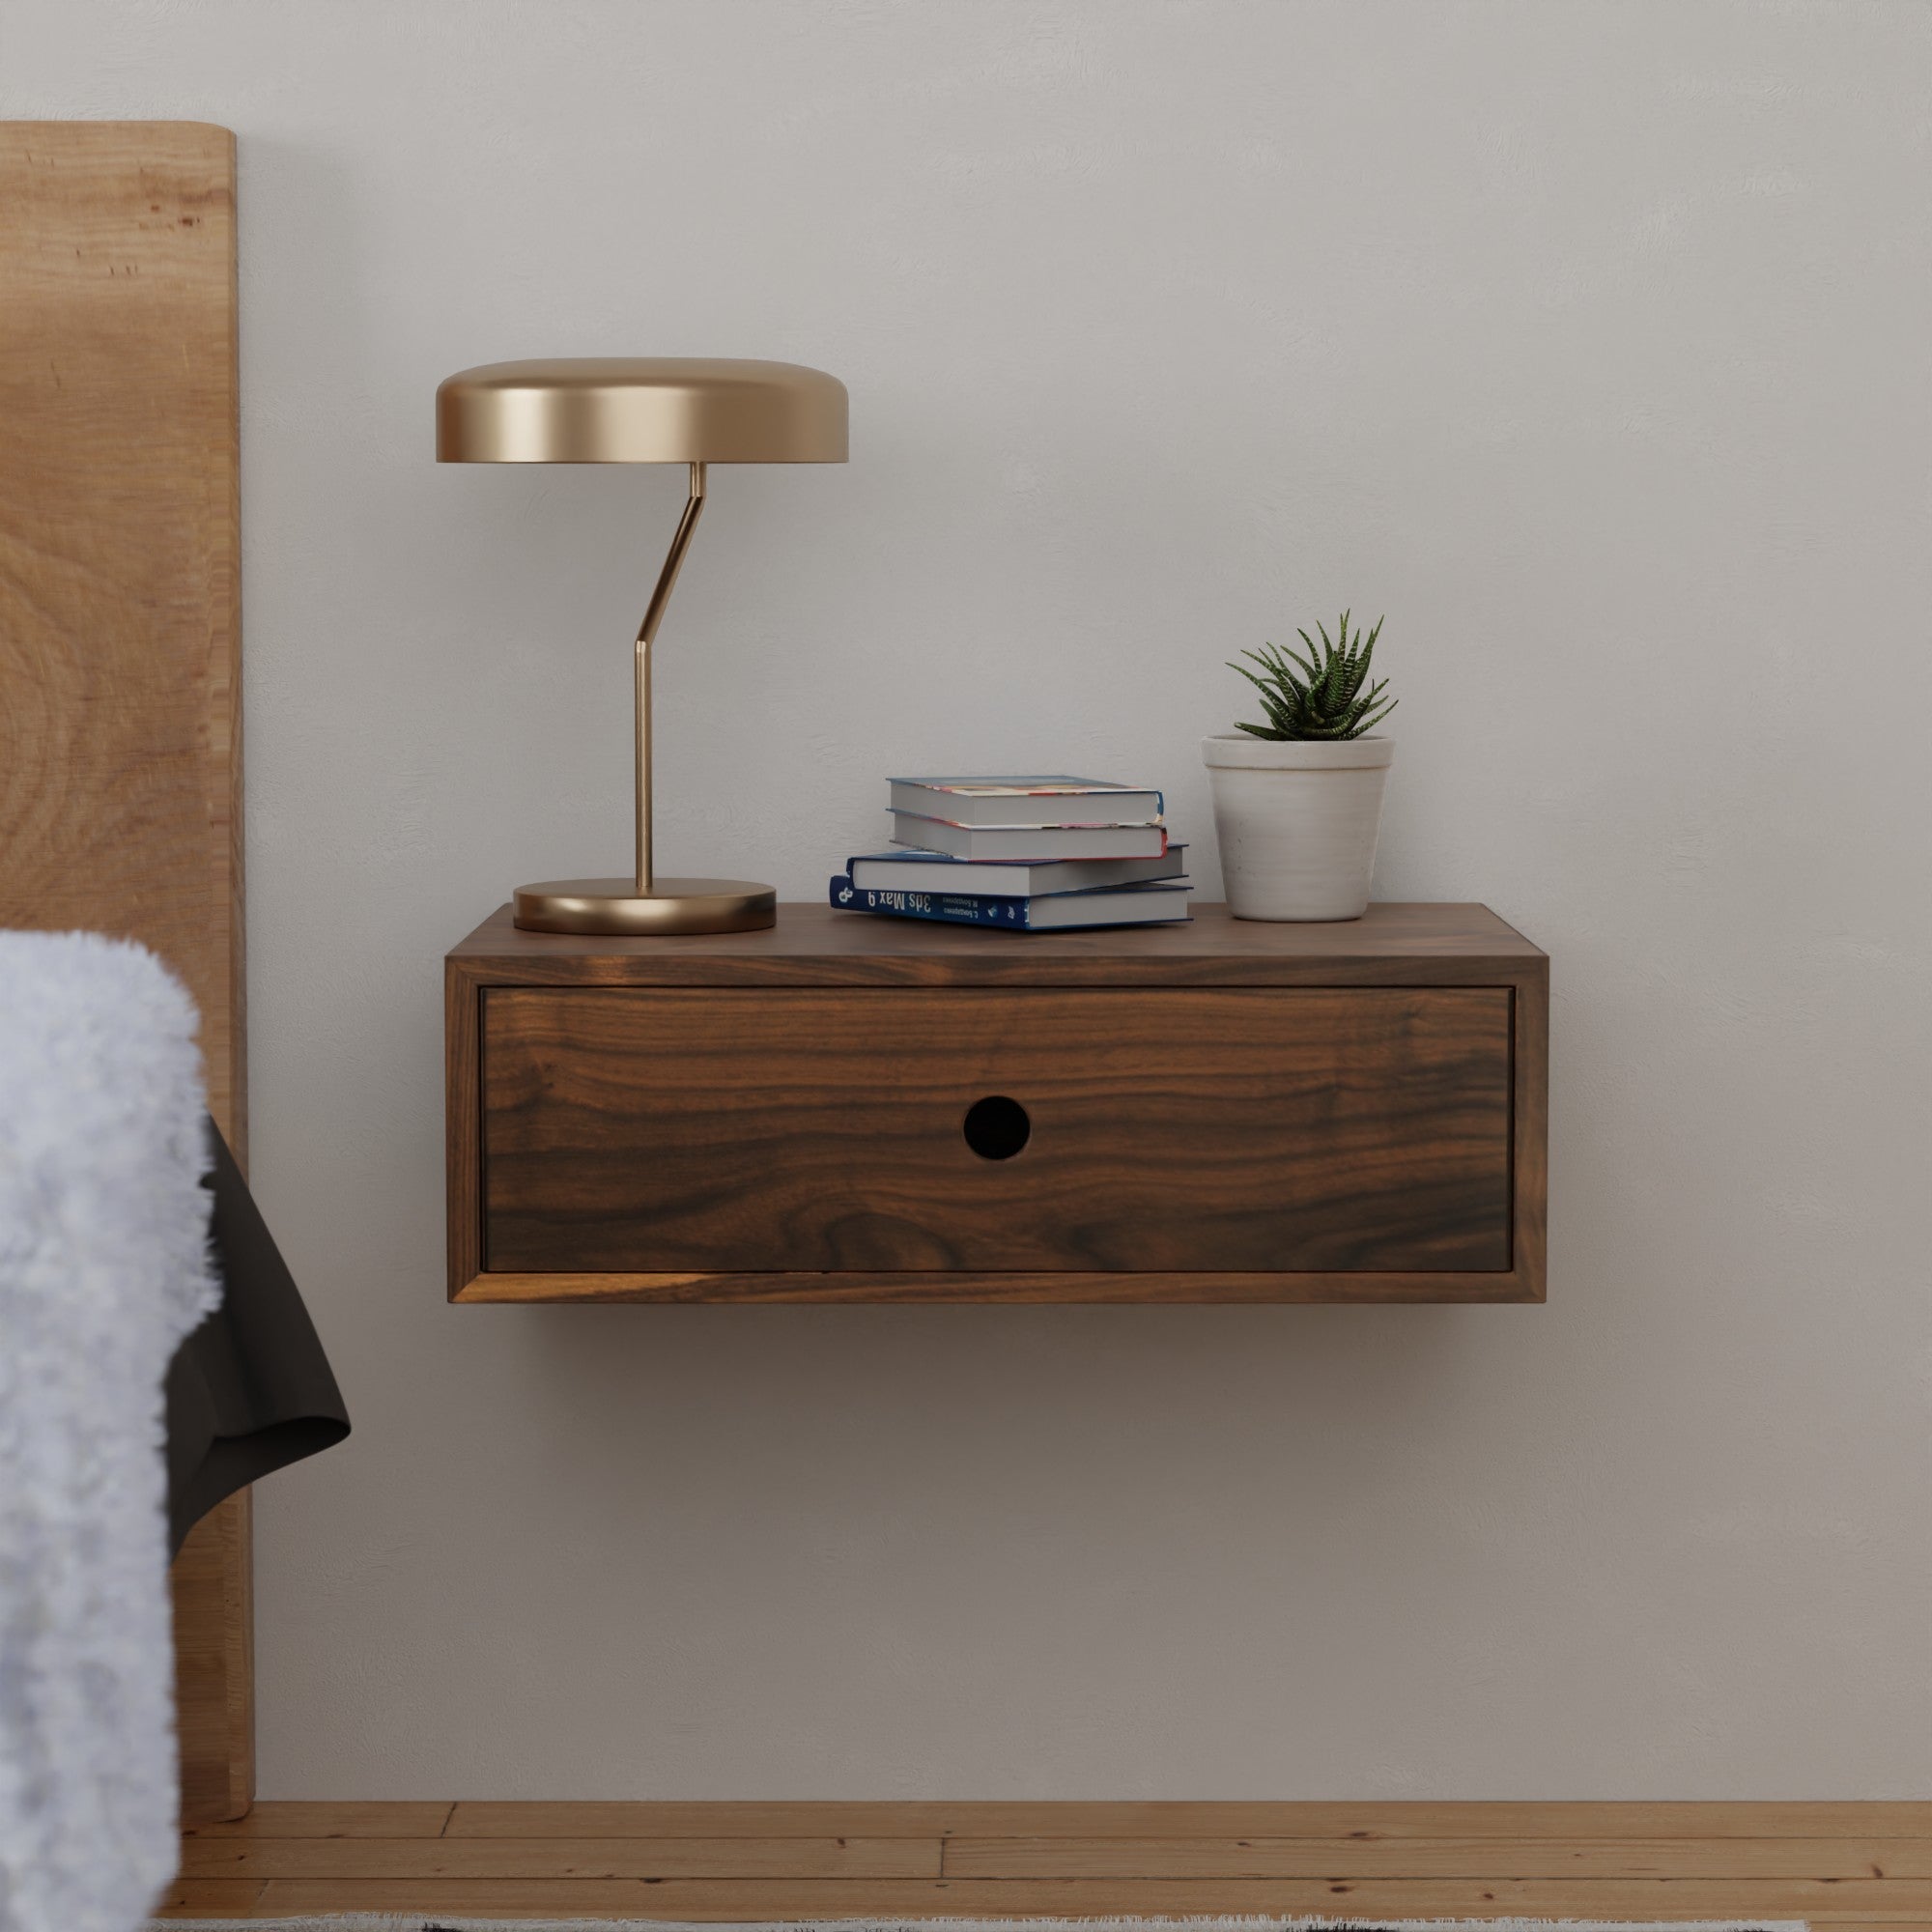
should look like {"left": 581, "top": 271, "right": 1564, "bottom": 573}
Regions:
{"left": 963, "top": 1094, "right": 1030, "bottom": 1161}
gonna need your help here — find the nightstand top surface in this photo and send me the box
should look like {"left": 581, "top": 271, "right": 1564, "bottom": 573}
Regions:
{"left": 448, "top": 901, "right": 1543, "bottom": 988}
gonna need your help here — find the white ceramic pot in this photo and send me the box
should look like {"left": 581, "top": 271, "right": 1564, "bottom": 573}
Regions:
{"left": 1201, "top": 734, "right": 1395, "bottom": 922}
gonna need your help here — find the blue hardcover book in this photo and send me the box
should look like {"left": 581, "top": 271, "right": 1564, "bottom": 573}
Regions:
{"left": 830, "top": 874, "right": 1192, "bottom": 931}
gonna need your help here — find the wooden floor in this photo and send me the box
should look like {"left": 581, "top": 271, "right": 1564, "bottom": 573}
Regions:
{"left": 162, "top": 1802, "right": 1932, "bottom": 1923}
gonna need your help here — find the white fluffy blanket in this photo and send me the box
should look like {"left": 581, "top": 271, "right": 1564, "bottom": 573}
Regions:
{"left": 0, "top": 931, "right": 219, "bottom": 1932}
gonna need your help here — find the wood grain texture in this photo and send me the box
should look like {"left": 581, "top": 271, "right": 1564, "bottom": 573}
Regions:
{"left": 185, "top": 1800, "right": 456, "bottom": 1839}
{"left": 0, "top": 121, "right": 251, "bottom": 1823}
{"left": 173, "top": 1830, "right": 1932, "bottom": 1883}
{"left": 180, "top": 1834, "right": 944, "bottom": 1879}
{"left": 159, "top": 1802, "right": 1932, "bottom": 1923}
{"left": 436, "top": 1798, "right": 1932, "bottom": 1840}
{"left": 170, "top": 1487, "right": 254, "bottom": 1825}
{"left": 943, "top": 1834, "right": 1931, "bottom": 1878}
{"left": 0, "top": 121, "right": 243, "bottom": 1141}
{"left": 1513, "top": 949, "right": 1549, "bottom": 1296}
{"left": 214, "top": 1873, "right": 1932, "bottom": 1921}
{"left": 455, "top": 1264, "right": 1544, "bottom": 1304}
{"left": 445, "top": 950, "right": 485, "bottom": 1300}
{"left": 448, "top": 901, "right": 1547, "bottom": 1302}
{"left": 482, "top": 986, "right": 1513, "bottom": 1275}
{"left": 450, "top": 899, "right": 1544, "bottom": 986}
{"left": 152, "top": 1875, "right": 265, "bottom": 1916}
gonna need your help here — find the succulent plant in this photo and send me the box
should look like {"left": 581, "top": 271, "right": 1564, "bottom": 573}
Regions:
{"left": 1230, "top": 611, "right": 1397, "bottom": 741}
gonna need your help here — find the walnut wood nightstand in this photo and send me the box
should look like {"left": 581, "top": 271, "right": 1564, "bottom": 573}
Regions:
{"left": 445, "top": 902, "right": 1547, "bottom": 1304}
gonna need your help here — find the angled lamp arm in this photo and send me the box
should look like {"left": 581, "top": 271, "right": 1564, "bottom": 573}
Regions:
{"left": 633, "top": 461, "right": 707, "bottom": 895}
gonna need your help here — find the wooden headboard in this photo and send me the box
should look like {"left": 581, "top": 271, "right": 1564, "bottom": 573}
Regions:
{"left": 0, "top": 121, "right": 251, "bottom": 1823}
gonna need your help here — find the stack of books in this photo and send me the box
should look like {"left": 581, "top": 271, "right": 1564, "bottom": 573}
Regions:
{"left": 830, "top": 777, "right": 1193, "bottom": 930}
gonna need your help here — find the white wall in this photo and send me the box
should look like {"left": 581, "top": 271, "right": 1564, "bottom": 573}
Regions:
{"left": 10, "top": 0, "right": 1930, "bottom": 1798}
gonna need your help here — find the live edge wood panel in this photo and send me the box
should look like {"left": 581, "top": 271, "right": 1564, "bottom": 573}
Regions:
{"left": 0, "top": 122, "right": 252, "bottom": 1821}
{"left": 445, "top": 902, "right": 1547, "bottom": 1304}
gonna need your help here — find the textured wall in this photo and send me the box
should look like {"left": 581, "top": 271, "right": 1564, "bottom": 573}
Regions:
{"left": 10, "top": 0, "right": 1929, "bottom": 1797}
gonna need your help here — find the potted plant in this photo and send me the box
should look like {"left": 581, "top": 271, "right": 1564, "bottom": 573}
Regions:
{"left": 1203, "top": 611, "right": 1397, "bottom": 922}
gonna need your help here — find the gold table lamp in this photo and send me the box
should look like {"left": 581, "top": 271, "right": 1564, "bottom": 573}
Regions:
{"left": 437, "top": 357, "right": 848, "bottom": 934}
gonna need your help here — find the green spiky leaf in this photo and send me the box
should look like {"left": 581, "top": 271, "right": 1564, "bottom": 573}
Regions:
{"left": 1226, "top": 610, "right": 1398, "bottom": 741}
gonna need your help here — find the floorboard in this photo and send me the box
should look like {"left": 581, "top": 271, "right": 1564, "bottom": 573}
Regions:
{"left": 178, "top": 1835, "right": 943, "bottom": 1880}
{"left": 437, "top": 1800, "right": 1932, "bottom": 1841}
{"left": 153, "top": 1876, "right": 265, "bottom": 1915}
{"left": 184, "top": 1801, "right": 455, "bottom": 1838}
{"left": 943, "top": 1837, "right": 1926, "bottom": 1880}
{"left": 158, "top": 1802, "right": 1932, "bottom": 1921}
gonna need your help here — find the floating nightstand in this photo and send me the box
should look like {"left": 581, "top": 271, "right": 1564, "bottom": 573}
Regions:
{"left": 444, "top": 902, "right": 1547, "bottom": 1305}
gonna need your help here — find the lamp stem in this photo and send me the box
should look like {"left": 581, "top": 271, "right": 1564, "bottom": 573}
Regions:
{"left": 634, "top": 461, "right": 707, "bottom": 896}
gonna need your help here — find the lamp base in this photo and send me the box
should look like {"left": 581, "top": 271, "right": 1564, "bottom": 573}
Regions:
{"left": 513, "top": 877, "right": 777, "bottom": 936}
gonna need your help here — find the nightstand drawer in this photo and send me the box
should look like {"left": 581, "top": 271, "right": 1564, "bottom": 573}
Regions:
{"left": 479, "top": 984, "right": 1513, "bottom": 1275}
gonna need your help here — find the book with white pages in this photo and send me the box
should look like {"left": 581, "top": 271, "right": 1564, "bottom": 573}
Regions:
{"left": 887, "top": 775, "right": 1164, "bottom": 828}
{"left": 847, "top": 845, "right": 1187, "bottom": 895}
{"left": 891, "top": 813, "right": 1168, "bottom": 861}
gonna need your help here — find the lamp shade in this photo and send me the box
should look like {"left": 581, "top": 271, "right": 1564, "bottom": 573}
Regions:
{"left": 435, "top": 356, "right": 847, "bottom": 464}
